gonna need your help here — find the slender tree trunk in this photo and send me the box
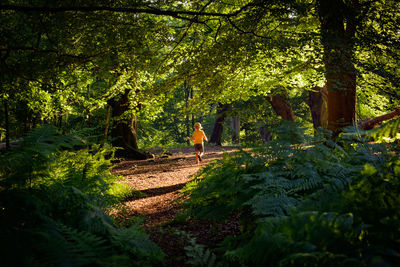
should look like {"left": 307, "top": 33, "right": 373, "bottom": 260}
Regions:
{"left": 24, "top": 106, "right": 29, "bottom": 133}
{"left": 258, "top": 124, "right": 272, "bottom": 143}
{"left": 266, "top": 94, "right": 295, "bottom": 121}
{"left": 230, "top": 115, "right": 240, "bottom": 143}
{"left": 87, "top": 85, "right": 92, "bottom": 128}
{"left": 307, "top": 86, "right": 328, "bottom": 129}
{"left": 210, "top": 103, "right": 231, "bottom": 145}
{"left": 184, "top": 81, "right": 191, "bottom": 145}
{"left": 318, "top": 0, "right": 358, "bottom": 136}
{"left": 191, "top": 87, "right": 195, "bottom": 128}
{"left": 4, "top": 99, "right": 10, "bottom": 148}
{"left": 103, "top": 105, "right": 111, "bottom": 142}
{"left": 108, "top": 89, "right": 151, "bottom": 160}
{"left": 32, "top": 116, "right": 37, "bottom": 129}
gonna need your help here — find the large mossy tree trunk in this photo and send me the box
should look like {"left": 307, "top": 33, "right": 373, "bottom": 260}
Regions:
{"left": 266, "top": 94, "right": 295, "bottom": 121}
{"left": 209, "top": 103, "right": 231, "bottom": 146}
{"left": 108, "top": 89, "right": 151, "bottom": 160}
{"left": 318, "top": 0, "right": 357, "bottom": 136}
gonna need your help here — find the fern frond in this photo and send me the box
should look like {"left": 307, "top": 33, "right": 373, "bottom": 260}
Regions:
{"left": 110, "top": 222, "right": 165, "bottom": 264}
{"left": 367, "top": 116, "right": 400, "bottom": 142}
{"left": 246, "top": 194, "right": 299, "bottom": 216}
{"left": 36, "top": 221, "right": 112, "bottom": 266}
{"left": 184, "top": 237, "right": 216, "bottom": 267}
{"left": 0, "top": 125, "right": 82, "bottom": 187}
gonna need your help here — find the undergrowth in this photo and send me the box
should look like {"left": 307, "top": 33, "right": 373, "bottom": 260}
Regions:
{"left": 180, "top": 122, "right": 400, "bottom": 266}
{"left": 0, "top": 126, "right": 164, "bottom": 266}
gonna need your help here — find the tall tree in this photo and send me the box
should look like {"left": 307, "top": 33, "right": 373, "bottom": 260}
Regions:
{"left": 317, "top": 0, "right": 357, "bottom": 135}
{"left": 108, "top": 89, "right": 150, "bottom": 159}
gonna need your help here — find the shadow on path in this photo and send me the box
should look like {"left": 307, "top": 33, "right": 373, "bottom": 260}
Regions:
{"left": 125, "top": 182, "right": 189, "bottom": 201}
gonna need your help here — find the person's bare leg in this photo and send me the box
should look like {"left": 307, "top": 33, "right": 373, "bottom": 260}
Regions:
{"left": 195, "top": 151, "right": 200, "bottom": 164}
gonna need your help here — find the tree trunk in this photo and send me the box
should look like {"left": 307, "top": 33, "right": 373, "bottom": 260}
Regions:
{"left": 258, "top": 121, "right": 272, "bottom": 143}
{"left": 24, "top": 106, "right": 29, "bottom": 133}
{"left": 266, "top": 94, "right": 295, "bottom": 121}
{"left": 191, "top": 87, "right": 195, "bottom": 129}
{"left": 58, "top": 115, "right": 62, "bottom": 128}
{"left": 307, "top": 86, "right": 328, "bottom": 129}
{"left": 210, "top": 103, "right": 231, "bottom": 145}
{"left": 318, "top": 0, "right": 358, "bottom": 136}
{"left": 230, "top": 115, "right": 240, "bottom": 143}
{"left": 259, "top": 126, "right": 272, "bottom": 143}
{"left": 108, "top": 89, "right": 151, "bottom": 160}
{"left": 87, "top": 85, "right": 92, "bottom": 128}
{"left": 4, "top": 99, "right": 10, "bottom": 149}
{"left": 184, "top": 81, "right": 191, "bottom": 145}
{"left": 103, "top": 104, "right": 111, "bottom": 142}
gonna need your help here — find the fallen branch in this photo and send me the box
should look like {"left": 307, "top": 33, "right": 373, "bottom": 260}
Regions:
{"left": 359, "top": 108, "right": 400, "bottom": 130}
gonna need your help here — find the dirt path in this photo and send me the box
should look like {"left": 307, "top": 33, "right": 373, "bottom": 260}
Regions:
{"left": 111, "top": 145, "right": 240, "bottom": 266}
{"left": 112, "top": 146, "right": 238, "bottom": 228}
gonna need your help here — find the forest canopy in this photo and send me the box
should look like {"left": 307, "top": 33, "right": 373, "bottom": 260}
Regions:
{"left": 1, "top": 0, "right": 399, "bottom": 147}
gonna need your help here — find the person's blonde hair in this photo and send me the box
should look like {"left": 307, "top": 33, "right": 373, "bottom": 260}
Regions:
{"left": 194, "top": 122, "right": 202, "bottom": 129}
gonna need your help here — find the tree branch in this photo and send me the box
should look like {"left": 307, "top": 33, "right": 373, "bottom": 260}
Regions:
{"left": 359, "top": 109, "right": 400, "bottom": 130}
{"left": 0, "top": 4, "right": 248, "bottom": 19}
{"left": 0, "top": 46, "right": 107, "bottom": 60}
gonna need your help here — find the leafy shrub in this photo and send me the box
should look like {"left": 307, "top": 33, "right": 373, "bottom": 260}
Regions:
{"left": 0, "top": 126, "right": 164, "bottom": 266}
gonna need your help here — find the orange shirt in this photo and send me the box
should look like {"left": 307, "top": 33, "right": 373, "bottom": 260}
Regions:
{"left": 192, "top": 130, "right": 207, "bottom": 144}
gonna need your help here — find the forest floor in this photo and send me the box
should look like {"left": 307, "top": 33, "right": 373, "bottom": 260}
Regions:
{"left": 111, "top": 145, "right": 241, "bottom": 266}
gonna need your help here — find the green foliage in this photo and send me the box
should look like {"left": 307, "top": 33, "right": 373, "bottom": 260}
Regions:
{"left": 181, "top": 123, "right": 371, "bottom": 221}
{"left": 184, "top": 237, "right": 217, "bottom": 267}
{"left": 181, "top": 123, "right": 399, "bottom": 266}
{"left": 222, "top": 212, "right": 362, "bottom": 267}
{"left": 367, "top": 116, "right": 400, "bottom": 143}
{"left": 0, "top": 126, "right": 164, "bottom": 266}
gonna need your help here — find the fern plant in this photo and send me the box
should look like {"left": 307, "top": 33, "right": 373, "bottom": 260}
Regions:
{"left": 181, "top": 124, "right": 384, "bottom": 222}
{"left": 184, "top": 237, "right": 217, "bottom": 267}
{"left": 367, "top": 116, "right": 400, "bottom": 142}
{"left": 180, "top": 122, "right": 399, "bottom": 266}
{"left": 0, "top": 126, "right": 164, "bottom": 266}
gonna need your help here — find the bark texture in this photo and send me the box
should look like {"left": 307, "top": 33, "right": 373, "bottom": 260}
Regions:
{"left": 266, "top": 94, "right": 295, "bottom": 121}
{"left": 103, "top": 105, "right": 111, "bottom": 143}
{"left": 230, "top": 116, "right": 240, "bottom": 143}
{"left": 209, "top": 103, "right": 231, "bottom": 145}
{"left": 307, "top": 86, "right": 328, "bottom": 129}
{"left": 318, "top": 0, "right": 358, "bottom": 136}
{"left": 108, "top": 89, "right": 151, "bottom": 160}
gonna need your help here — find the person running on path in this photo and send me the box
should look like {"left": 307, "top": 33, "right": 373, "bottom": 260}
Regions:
{"left": 187, "top": 122, "right": 208, "bottom": 164}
